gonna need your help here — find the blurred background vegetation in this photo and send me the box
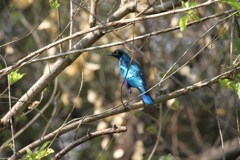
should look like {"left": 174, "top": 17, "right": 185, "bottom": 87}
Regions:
{"left": 1, "top": 0, "right": 240, "bottom": 159}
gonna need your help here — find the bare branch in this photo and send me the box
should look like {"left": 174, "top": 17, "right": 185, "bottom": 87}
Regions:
{"left": 89, "top": 0, "right": 99, "bottom": 27}
{"left": 53, "top": 126, "right": 127, "bottom": 160}
{"left": 199, "top": 138, "right": 240, "bottom": 160}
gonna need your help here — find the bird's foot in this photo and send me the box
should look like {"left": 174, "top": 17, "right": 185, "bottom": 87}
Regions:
{"left": 123, "top": 102, "right": 131, "bottom": 111}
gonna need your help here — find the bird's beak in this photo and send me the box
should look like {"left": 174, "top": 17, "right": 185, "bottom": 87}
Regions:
{"left": 107, "top": 51, "right": 115, "bottom": 56}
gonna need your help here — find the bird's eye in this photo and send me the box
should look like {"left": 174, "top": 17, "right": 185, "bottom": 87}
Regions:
{"left": 116, "top": 50, "right": 118, "bottom": 54}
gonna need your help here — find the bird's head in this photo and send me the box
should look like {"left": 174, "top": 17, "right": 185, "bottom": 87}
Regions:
{"left": 108, "top": 49, "right": 126, "bottom": 59}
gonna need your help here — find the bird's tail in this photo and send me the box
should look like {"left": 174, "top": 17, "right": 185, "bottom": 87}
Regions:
{"left": 139, "top": 90, "right": 154, "bottom": 105}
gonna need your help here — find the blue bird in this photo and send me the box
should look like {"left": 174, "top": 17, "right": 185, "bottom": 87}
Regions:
{"left": 108, "top": 49, "right": 154, "bottom": 105}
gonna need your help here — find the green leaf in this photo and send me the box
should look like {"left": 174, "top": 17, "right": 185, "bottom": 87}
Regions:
{"left": 23, "top": 142, "right": 54, "bottom": 160}
{"left": 7, "top": 142, "right": 14, "bottom": 150}
{"left": 182, "top": 1, "right": 197, "bottom": 8}
{"left": 219, "top": 78, "right": 240, "bottom": 100}
{"left": 146, "top": 125, "right": 158, "bottom": 134}
{"left": 35, "top": 141, "right": 54, "bottom": 159}
{"left": 190, "top": 13, "right": 201, "bottom": 21}
{"left": 227, "top": 1, "right": 240, "bottom": 10}
{"left": 189, "top": 2, "right": 197, "bottom": 7}
{"left": 181, "top": 1, "right": 187, "bottom": 8}
{"left": 180, "top": 15, "right": 189, "bottom": 31}
{"left": 49, "top": 0, "right": 60, "bottom": 9}
{"left": 219, "top": 79, "right": 234, "bottom": 90}
{"left": 180, "top": 1, "right": 200, "bottom": 31}
{"left": 229, "top": 2, "right": 240, "bottom": 10}
{"left": 9, "top": 69, "right": 26, "bottom": 85}
{"left": 36, "top": 148, "right": 54, "bottom": 159}
{"left": 26, "top": 148, "right": 35, "bottom": 159}
{"left": 39, "top": 141, "right": 51, "bottom": 151}
{"left": 220, "top": 0, "right": 240, "bottom": 10}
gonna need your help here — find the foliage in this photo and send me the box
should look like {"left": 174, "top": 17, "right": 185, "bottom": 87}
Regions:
{"left": 49, "top": 0, "right": 60, "bottom": 9}
{"left": 180, "top": 1, "right": 200, "bottom": 31}
{"left": 220, "top": 0, "right": 240, "bottom": 11}
{"left": 9, "top": 69, "right": 25, "bottom": 85}
{"left": 22, "top": 141, "right": 54, "bottom": 160}
{"left": 219, "top": 73, "right": 240, "bottom": 99}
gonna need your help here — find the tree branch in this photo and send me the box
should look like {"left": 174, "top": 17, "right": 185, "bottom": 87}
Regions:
{"left": 89, "top": 0, "right": 99, "bottom": 27}
{"left": 53, "top": 125, "right": 127, "bottom": 160}
{"left": 199, "top": 138, "right": 240, "bottom": 160}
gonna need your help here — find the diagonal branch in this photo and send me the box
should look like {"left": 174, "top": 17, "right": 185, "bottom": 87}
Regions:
{"left": 53, "top": 126, "right": 127, "bottom": 160}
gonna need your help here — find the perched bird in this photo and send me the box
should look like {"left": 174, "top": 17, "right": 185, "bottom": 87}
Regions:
{"left": 108, "top": 49, "right": 154, "bottom": 104}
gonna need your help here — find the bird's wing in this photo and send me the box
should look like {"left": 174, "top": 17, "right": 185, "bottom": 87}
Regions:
{"left": 119, "top": 58, "right": 147, "bottom": 92}
{"left": 127, "top": 73, "right": 146, "bottom": 93}
{"left": 126, "top": 62, "right": 147, "bottom": 91}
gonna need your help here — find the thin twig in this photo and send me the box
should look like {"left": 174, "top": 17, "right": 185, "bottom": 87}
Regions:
{"left": 7, "top": 63, "right": 16, "bottom": 158}
{"left": 210, "top": 87, "right": 226, "bottom": 160}
{"left": 69, "top": 0, "right": 73, "bottom": 48}
{"left": 147, "top": 103, "right": 163, "bottom": 159}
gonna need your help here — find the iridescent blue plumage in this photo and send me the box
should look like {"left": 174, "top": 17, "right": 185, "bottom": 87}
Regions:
{"left": 109, "top": 49, "right": 154, "bottom": 105}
